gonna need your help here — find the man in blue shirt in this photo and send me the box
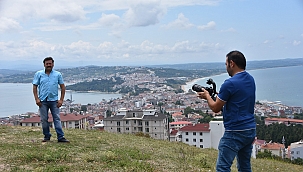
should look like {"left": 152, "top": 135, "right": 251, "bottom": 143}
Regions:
{"left": 33, "top": 57, "right": 69, "bottom": 143}
{"left": 198, "top": 50, "right": 256, "bottom": 171}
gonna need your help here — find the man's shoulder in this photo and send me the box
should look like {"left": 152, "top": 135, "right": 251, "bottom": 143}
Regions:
{"left": 51, "top": 70, "right": 62, "bottom": 75}
{"left": 35, "top": 70, "right": 44, "bottom": 75}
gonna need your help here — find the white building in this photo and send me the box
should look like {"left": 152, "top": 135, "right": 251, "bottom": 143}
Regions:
{"left": 178, "top": 120, "right": 257, "bottom": 158}
{"left": 209, "top": 120, "right": 225, "bottom": 149}
{"left": 178, "top": 121, "right": 225, "bottom": 149}
{"left": 289, "top": 140, "right": 303, "bottom": 160}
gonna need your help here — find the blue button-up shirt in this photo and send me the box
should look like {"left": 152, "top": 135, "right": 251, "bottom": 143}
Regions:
{"left": 32, "top": 69, "right": 64, "bottom": 101}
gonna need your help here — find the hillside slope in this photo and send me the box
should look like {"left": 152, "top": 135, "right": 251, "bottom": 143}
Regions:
{"left": 0, "top": 126, "right": 302, "bottom": 172}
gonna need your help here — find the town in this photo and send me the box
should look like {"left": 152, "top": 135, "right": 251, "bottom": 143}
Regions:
{"left": 1, "top": 66, "right": 303, "bottom": 164}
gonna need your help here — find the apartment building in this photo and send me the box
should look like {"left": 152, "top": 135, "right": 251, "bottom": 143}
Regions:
{"left": 264, "top": 117, "right": 303, "bottom": 126}
{"left": 178, "top": 121, "right": 225, "bottom": 149}
{"left": 288, "top": 140, "right": 303, "bottom": 160}
{"left": 260, "top": 142, "right": 285, "bottom": 157}
{"left": 103, "top": 108, "right": 169, "bottom": 140}
{"left": 20, "top": 113, "right": 90, "bottom": 129}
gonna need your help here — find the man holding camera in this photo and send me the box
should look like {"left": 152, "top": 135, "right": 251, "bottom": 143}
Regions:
{"left": 197, "top": 50, "right": 256, "bottom": 171}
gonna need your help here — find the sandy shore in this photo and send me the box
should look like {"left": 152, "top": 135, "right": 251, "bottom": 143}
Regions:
{"left": 182, "top": 73, "right": 228, "bottom": 92}
{"left": 181, "top": 77, "right": 207, "bottom": 92}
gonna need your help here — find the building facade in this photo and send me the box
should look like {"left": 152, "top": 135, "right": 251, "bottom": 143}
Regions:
{"left": 178, "top": 121, "right": 225, "bottom": 149}
{"left": 264, "top": 117, "right": 303, "bottom": 126}
{"left": 289, "top": 140, "right": 303, "bottom": 160}
{"left": 179, "top": 123, "right": 211, "bottom": 148}
{"left": 103, "top": 109, "right": 169, "bottom": 140}
{"left": 20, "top": 113, "right": 90, "bottom": 129}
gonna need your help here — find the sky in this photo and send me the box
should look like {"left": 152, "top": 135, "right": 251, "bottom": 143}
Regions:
{"left": 1, "top": 0, "right": 303, "bottom": 69}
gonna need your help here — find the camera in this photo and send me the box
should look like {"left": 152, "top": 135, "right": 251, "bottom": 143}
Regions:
{"left": 192, "top": 78, "right": 217, "bottom": 100}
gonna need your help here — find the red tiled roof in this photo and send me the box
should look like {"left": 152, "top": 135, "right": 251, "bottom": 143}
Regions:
{"left": 179, "top": 123, "right": 210, "bottom": 132}
{"left": 170, "top": 129, "right": 178, "bottom": 135}
{"left": 21, "top": 113, "right": 91, "bottom": 123}
{"left": 170, "top": 121, "right": 192, "bottom": 125}
{"left": 172, "top": 112, "right": 183, "bottom": 117}
{"left": 265, "top": 118, "right": 303, "bottom": 123}
{"left": 261, "top": 142, "right": 285, "bottom": 150}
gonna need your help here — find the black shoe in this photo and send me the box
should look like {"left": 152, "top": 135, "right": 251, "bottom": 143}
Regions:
{"left": 58, "top": 138, "right": 70, "bottom": 143}
{"left": 42, "top": 138, "right": 50, "bottom": 142}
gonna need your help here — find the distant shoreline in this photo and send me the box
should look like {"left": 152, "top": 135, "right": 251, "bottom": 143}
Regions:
{"left": 181, "top": 65, "right": 303, "bottom": 92}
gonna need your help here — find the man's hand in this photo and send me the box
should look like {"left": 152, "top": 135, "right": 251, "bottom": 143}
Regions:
{"left": 57, "top": 100, "right": 63, "bottom": 108}
{"left": 35, "top": 99, "right": 42, "bottom": 107}
{"left": 197, "top": 88, "right": 210, "bottom": 100}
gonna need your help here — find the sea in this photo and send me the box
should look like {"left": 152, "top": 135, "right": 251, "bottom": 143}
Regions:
{"left": 0, "top": 65, "right": 302, "bottom": 117}
{"left": 184, "top": 65, "right": 303, "bottom": 108}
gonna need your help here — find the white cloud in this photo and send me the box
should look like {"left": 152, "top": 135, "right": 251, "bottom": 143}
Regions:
{"left": 163, "top": 13, "right": 194, "bottom": 29}
{"left": 0, "top": 17, "right": 21, "bottom": 33}
{"left": 98, "top": 13, "right": 121, "bottom": 27}
{"left": 197, "top": 21, "right": 216, "bottom": 30}
{"left": 0, "top": 38, "right": 222, "bottom": 63}
{"left": 123, "top": 1, "right": 166, "bottom": 27}
{"left": 0, "top": 0, "right": 217, "bottom": 33}
{"left": 0, "top": 0, "right": 86, "bottom": 22}
{"left": 293, "top": 40, "right": 301, "bottom": 46}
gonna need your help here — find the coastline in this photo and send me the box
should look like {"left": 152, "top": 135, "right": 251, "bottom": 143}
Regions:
{"left": 181, "top": 65, "right": 303, "bottom": 92}
{"left": 182, "top": 73, "right": 227, "bottom": 92}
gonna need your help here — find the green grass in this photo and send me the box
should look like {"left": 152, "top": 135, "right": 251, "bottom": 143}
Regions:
{"left": 0, "top": 126, "right": 302, "bottom": 172}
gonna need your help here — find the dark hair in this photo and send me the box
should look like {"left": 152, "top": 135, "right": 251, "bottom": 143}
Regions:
{"left": 43, "top": 57, "right": 54, "bottom": 64}
{"left": 226, "top": 50, "right": 246, "bottom": 70}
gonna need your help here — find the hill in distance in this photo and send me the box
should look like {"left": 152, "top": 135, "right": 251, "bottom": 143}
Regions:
{"left": 1, "top": 126, "right": 303, "bottom": 172}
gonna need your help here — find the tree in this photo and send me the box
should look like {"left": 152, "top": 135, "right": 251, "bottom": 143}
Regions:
{"left": 81, "top": 105, "right": 87, "bottom": 112}
{"left": 184, "top": 107, "right": 194, "bottom": 116}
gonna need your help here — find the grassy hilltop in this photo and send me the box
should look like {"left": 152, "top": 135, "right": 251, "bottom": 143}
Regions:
{"left": 0, "top": 126, "right": 303, "bottom": 172}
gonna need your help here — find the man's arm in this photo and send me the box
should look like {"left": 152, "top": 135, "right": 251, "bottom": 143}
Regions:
{"left": 197, "top": 88, "right": 225, "bottom": 113}
{"left": 33, "top": 84, "right": 42, "bottom": 106}
{"left": 57, "top": 84, "right": 65, "bottom": 107}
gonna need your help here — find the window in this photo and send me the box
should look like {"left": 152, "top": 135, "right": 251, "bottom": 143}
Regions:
{"left": 155, "top": 121, "right": 157, "bottom": 123}
{"left": 139, "top": 121, "right": 142, "bottom": 126}
{"left": 186, "top": 132, "right": 188, "bottom": 135}
{"left": 193, "top": 132, "right": 196, "bottom": 135}
{"left": 291, "top": 151, "right": 294, "bottom": 154}
{"left": 133, "top": 113, "right": 135, "bottom": 117}
{"left": 200, "top": 132, "right": 203, "bottom": 136}
{"left": 145, "top": 128, "right": 149, "bottom": 132}
{"left": 134, "top": 127, "right": 137, "bottom": 130}
{"left": 200, "top": 139, "right": 203, "bottom": 142}
{"left": 134, "top": 120, "right": 136, "bottom": 124}
{"left": 117, "top": 128, "right": 121, "bottom": 132}
{"left": 126, "top": 120, "right": 129, "bottom": 124}
{"left": 145, "top": 121, "right": 149, "bottom": 126}
{"left": 200, "top": 145, "right": 203, "bottom": 148}
{"left": 186, "top": 138, "right": 189, "bottom": 142}
{"left": 193, "top": 139, "right": 196, "bottom": 142}
{"left": 117, "top": 122, "right": 120, "bottom": 126}
{"left": 126, "top": 127, "right": 129, "bottom": 131}
{"left": 297, "top": 151, "right": 300, "bottom": 155}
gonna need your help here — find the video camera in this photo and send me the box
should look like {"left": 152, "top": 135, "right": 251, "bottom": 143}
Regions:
{"left": 192, "top": 78, "right": 217, "bottom": 101}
